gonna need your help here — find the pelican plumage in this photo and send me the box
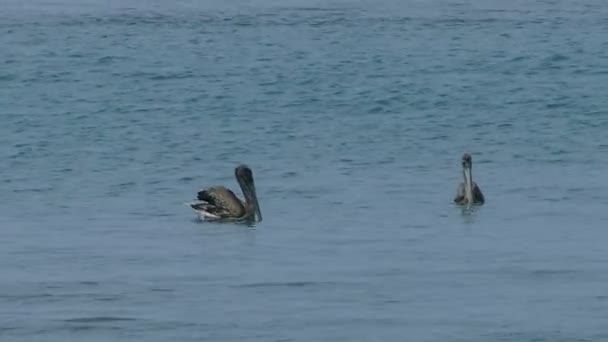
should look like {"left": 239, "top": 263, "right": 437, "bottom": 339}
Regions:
{"left": 189, "top": 165, "right": 262, "bottom": 223}
{"left": 454, "top": 153, "right": 485, "bottom": 205}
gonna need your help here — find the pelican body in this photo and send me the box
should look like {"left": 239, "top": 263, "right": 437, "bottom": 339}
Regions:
{"left": 189, "top": 165, "right": 262, "bottom": 223}
{"left": 454, "top": 153, "right": 484, "bottom": 205}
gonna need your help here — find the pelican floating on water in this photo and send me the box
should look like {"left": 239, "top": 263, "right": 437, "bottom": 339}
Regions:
{"left": 189, "top": 165, "right": 262, "bottom": 223}
{"left": 454, "top": 153, "right": 485, "bottom": 205}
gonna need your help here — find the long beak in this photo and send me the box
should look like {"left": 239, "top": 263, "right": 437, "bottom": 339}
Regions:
{"left": 236, "top": 171, "right": 263, "bottom": 222}
{"left": 236, "top": 172, "right": 263, "bottom": 222}
{"left": 246, "top": 181, "right": 262, "bottom": 222}
{"left": 463, "top": 166, "right": 473, "bottom": 203}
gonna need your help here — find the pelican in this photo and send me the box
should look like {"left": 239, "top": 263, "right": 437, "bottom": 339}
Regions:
{"left": 189, "top": 165, "right": 262, "bottom": 223}
{"left": 454, "top": 153, "right": 485, "bottom": 205}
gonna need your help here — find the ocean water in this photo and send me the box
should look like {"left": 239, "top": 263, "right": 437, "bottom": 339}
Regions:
{"left": 2, "top": 0, "right": 608, "bottom": 340}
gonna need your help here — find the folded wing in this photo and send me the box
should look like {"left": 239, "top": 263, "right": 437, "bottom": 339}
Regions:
{"left": 192, "top": 186, "right": 246, "bottom": 219}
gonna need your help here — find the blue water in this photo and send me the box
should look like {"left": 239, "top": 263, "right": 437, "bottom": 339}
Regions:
{"left": 2, "top": 0, "right": 608, "bottom": 340}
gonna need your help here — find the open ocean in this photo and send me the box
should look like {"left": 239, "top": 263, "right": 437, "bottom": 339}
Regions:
{"left": 2, "top": 0, "right": 608, "bottom": 341}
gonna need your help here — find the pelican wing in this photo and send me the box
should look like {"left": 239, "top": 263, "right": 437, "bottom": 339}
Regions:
{"left": 194, "top": 186, "right": 246, "bottom": 218}
{"left": 472, "top": 182, "right": 484, "bottom": 204}
{"left": 454, "top": 182, "right": 484, "bottom": 204}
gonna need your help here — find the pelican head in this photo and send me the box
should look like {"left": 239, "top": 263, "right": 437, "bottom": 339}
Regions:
{"left": 461, "top": 153, "right": 474, "bottom": 203}
{"left": 462, "top": 153, "right": 472, "bottom": 169}
{"left": 235, "top": 165, "right": 262, "bottom": 222}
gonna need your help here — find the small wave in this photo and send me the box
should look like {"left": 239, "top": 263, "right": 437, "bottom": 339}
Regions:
{"left": 233, "top": 281, "right": 333, "bottom": 288}
{"left": 93, "top": 296, "right": 122, "bottom": 302}
{"left": 0, "top": 293, "right": 54, "bottom": 300}
{"left": 530, "top": 269, "right": 579, "bottom": 277}
{"left": 63, "top": 316, "right": 137, "bottom": 323}
{"left": 79, "top": 281, "right": 99, "bottom": 286}
{"left": 149, "top": 288, "right": 174, "bottom": 292}
{"left": 0, "top": 74, "right": 18, "bottom": 81}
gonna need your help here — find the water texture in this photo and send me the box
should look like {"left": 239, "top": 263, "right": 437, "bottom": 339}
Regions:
{"left": 1, "top": 0, "right": 608, "bottom": 341}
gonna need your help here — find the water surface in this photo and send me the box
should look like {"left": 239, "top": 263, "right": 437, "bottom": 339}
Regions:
{"left": 2, "top": 0, "right": 608, "bottom": 340}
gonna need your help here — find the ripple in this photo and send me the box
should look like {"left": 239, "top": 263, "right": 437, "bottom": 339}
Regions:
{"left": 63, "top": 316, "right": 137, "bottom": 323}
{"left": 530, "top": 269, "right": 579, "bottom": 277}
{"left": 233, "top": 281, "right": 337, "bottom": 289}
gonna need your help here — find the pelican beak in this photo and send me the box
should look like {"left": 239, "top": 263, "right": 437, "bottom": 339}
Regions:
{"left": 462, "top": 162, "right": 473, "bottom": 203}
{"left": 247, "top": 181, "right": 262, "bottom": 222}
{"left": 464, "top": 166, "right": 472, "bottom": 185}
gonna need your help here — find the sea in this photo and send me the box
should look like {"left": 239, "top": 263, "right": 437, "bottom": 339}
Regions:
{"left": 1, "top": 0, "right": 608, "bottom": 341}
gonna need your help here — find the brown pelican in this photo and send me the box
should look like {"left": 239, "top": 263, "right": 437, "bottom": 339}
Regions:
{"left": 454, "top": 153, "right": 485, "bottom": 205}
{"left": 189, "top": 165, "right": 262, "bottom": 223}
